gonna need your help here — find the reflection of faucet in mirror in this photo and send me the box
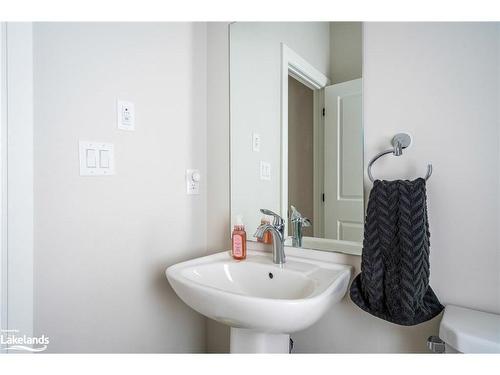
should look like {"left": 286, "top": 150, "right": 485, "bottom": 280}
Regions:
{"left": 290, "top": 206, "right": 311, "bottom": 248}
{"left": 254, "top": 209, "right": 286, "bottom": 265}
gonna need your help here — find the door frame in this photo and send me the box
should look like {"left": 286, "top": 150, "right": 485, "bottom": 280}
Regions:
{"left": 280, "top": 43, "right": 330, "bottom": 237}
{"left": 0, "top": 22, "right": 34, "bottom": 348}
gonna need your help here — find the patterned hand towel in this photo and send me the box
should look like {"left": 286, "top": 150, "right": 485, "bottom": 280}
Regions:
{"left": 349, "top": 178, "right": 443, "bottom": 326}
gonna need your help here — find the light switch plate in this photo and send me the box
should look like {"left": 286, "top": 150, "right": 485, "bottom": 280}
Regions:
{"left": 252, "top": 133, "right": 261, "bottom": 152}
{"left": 260, "top": 161, "right": 271, "bottom": 181}
{"left": 117, "top": 99, "right": 135, "bottom": 131}
{"left": 79, "top": 141, "right": 115, "bottom": 176}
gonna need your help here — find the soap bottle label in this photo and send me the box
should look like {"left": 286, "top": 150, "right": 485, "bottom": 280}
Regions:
{"left": 233, "top": 235, "right": 243, "bottom": 257}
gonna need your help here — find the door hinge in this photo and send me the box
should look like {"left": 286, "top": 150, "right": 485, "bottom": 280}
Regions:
{"left": 322, "top": 108, "right": 325, "bottom": 117}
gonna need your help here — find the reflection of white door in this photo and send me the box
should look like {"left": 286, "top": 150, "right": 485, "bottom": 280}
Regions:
{"left": 324, "top": 79, "right": 363, "bottom": 241}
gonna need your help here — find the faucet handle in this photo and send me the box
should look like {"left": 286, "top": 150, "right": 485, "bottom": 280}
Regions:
{"left": 259, "top": 209, "right": 284, "bottom": 228}
{"left": 290, "top": 205, "right": 311, "bottom": 226}
{"left": 301, "top": 217, "right": 312, "bottom": 227}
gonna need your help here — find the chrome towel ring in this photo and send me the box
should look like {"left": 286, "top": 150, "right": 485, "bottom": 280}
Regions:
{"left": 367, "top": 133, "right": 433, "bottom": 183}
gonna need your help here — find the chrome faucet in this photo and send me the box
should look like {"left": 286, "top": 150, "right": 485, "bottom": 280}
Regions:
{"left": 254, "top": 209, "right": 286, "bottom": 265}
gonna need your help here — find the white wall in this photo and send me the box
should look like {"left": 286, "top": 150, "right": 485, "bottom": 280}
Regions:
{"left": 209, "top": 22, "right": 500, "bottom": 353}
{"left": 329, "top": 22, "right": 362, "bottom": 84}
{"left": 362, "top": 22, "right": 499, "bottom": 314}
{"left": 230, "top": 22, "right": 330, "bottom": 237}
{"left": 33, "top": 22, "right": 208, "bottom": 353}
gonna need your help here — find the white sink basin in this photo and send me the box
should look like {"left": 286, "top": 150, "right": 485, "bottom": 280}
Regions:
{"left": 166, "top": 250, "right": 352, "bottom": 341}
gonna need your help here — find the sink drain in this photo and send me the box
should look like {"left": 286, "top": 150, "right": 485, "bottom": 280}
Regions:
{"left": 268, "top": 272, "right": 274, "bottom": 279}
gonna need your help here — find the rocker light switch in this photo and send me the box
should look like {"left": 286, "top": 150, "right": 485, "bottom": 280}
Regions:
{"left": 86, "top": 149, "right": 97, "bottom": 168}
{"left": 99, "top": 150, "right": 110, "bottom": 168}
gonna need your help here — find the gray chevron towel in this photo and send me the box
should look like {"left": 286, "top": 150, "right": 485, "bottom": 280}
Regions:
{"left": 349, "top": 178, "right": 443, "bottom": 326}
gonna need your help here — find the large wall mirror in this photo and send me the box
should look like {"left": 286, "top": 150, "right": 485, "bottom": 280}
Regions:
{"left": 230, "top": 22, "right": 364, "bottom": 255}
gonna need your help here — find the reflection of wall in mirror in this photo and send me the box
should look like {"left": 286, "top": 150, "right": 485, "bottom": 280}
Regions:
{"left": 329, "top": 22, "right": 362, "bottom": 84}
{"left": 288, "top": 76, "right": 314, "bottom": 237}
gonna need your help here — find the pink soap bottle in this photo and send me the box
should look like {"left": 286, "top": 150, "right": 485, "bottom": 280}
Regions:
{"left": 231, "top": 215, "right": 247, "bottom": 260}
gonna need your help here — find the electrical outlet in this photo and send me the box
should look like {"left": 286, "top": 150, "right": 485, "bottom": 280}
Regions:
{"left": 117, "top": 99, "right": 135, "bottom": 131}
{"left": 252, "top": 133, "right": 261, "bottom": 152}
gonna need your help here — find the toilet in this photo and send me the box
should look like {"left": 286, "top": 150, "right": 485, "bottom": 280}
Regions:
{"left": 429, "top": 305, "right": 500, "bottom": 353}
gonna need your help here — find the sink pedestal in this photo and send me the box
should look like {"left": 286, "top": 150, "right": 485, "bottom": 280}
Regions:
{"left": 230, "top": 328, "right": 290, "bottom": 353}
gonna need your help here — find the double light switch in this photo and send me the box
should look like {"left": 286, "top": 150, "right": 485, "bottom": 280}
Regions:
{"left": 79, "top": 142, "right": 114, "bottom": 176}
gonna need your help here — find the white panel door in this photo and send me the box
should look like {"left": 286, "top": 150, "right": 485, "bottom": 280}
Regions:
{"left": 324, "top": 79, "right": 363, "bottom": 241}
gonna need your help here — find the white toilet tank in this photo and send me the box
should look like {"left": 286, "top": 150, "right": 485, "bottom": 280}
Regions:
{"left": 438, "top": 305, "right": 500, "bottom": 353}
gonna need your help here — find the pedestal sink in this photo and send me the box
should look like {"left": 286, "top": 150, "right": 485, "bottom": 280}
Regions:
{"left": 166, "top": 249, "right": 352, "bottom": 353}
